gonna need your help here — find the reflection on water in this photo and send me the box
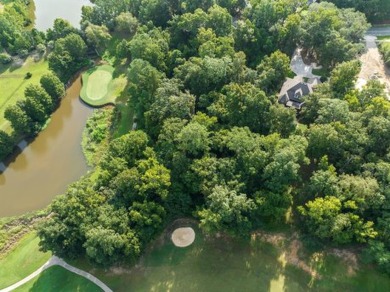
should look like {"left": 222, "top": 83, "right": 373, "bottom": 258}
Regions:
{"left": 0, "top": 77, "right": 92, "bottom": 217}
{"left": 34, "top": 0, "right": 92, "bottom": 31}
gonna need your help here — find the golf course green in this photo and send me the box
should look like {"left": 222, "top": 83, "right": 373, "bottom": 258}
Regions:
{"left": 80, "top": 65, "right": 126, "bottom": 107}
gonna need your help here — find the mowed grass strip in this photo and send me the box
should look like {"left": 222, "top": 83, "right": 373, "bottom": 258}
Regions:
{"left": 0, "top": 232, "right": 51, "bottom": 289}
{"left": 0, "top": 56, "right": 49, "bottom": 132}
{"left": 13, "top": 266, "right": 103, "bottom": 292}
{"left": 80, "top": 65, "right": 126, "bottom": 107}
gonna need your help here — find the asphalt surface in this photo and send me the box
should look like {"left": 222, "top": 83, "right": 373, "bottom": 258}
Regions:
{"left": 367, "top": 26, "right": 390, "bottom": 36}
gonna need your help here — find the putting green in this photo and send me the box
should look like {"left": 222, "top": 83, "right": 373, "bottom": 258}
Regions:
{"left": 80, "top": 65, "right": 126, "bottom": 107}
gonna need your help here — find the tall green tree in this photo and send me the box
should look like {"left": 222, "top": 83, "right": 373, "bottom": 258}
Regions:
{"left": 40, "top": 73, "right": 65, "bottom": 101}
{"left": 256, "top": 50, "right": 291, "bottom": 94}
{"left": 0, "top": 130, "right": 14, "bottom": 159}
{"left": 4, "top": 104, "right": 34, "bottom": 135}
{"left": 48, "top": 33, "right": 88, "bottom": 82}
{"left": 198, "top": 185, "right": 255, "bottom": 236}
{"left": 329, "top": 60, "right": 361, "bottom": 98}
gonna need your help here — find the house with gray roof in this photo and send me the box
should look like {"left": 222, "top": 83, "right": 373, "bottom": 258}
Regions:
{"left": 278, "top": 76, "right": 320, "bottom": 110}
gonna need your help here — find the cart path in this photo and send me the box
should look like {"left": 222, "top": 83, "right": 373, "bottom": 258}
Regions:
{"left": 0, "top": 256, "right": 112, "bottom": 292}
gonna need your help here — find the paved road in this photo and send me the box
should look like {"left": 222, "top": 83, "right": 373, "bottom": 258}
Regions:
{"left": 367, "top": 26, "right": 390, "bottom": 36}
{"left": 0, "top": 256, "right": 113, "bottom": 292}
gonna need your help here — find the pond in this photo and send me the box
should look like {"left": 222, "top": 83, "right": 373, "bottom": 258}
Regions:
{"left": 34, "top": 0, "right": 91, "bottom": 31}
{"left": 0, "top": 77, "right": 92, "bottom": 217}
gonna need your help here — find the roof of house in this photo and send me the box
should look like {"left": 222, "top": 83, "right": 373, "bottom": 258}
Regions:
{"left": 278, "top": 76, "right": 319, "bottom": 110}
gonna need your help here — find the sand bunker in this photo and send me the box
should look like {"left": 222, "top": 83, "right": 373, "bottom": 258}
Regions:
{"left": 171, "top": 227, "right": 195, "bottom": 247}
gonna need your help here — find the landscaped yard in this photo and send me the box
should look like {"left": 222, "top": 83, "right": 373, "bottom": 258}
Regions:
{"left": 13, "top": 266, "right": 102, "bottom": 292}
{"left": 0, "top": 56, "right": 49, "bottom": 132}
{"left": 80, "top": 65, "right": 126, "bottom": 107}
{"left": 0, "top": 232, "right": 51, "bottom": 289}
{"left": 69, "top": 227, "right": 390, "bottom": 292}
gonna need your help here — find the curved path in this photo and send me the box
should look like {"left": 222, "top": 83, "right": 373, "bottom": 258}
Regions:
{"left": 0, "top": 256, "right": 112, "bottom": 292}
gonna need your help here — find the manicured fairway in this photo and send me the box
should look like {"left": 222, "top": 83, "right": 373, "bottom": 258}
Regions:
{"left": 0, "top": 56, "right": 49, "bottom": 132}
{"left": 13, "top": 266, "right": 103, "bottom": 292}
{"left": 0, "top": 232, "right": 51, "bottom": 289}
{"left": 80, "top": 65, "right": 126, "bottom": 107}
{"left": 71, "top": 227, "right": 390, "bottom": 292}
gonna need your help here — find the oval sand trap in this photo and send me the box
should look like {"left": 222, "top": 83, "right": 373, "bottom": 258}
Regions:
{"left": 171, "top": 227, "right": 195, "bottom": 247}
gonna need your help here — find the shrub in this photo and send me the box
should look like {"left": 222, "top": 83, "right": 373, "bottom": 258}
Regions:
{"left": 36, "top": 44, "right": 46, "bottom": 54}
{"left": 18, "top": 49, "right": 29, "bottom": 58}
{"left": 25, "top": 72, "right": 32, "bottom": 79}
{"left": 379, "top": 43, "right": 390, "bottom": 66}
{"left": 0, "top": 53, "right": 12, "bottom": 64}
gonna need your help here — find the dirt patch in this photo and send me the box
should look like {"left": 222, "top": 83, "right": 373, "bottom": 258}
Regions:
{"left": 252, "top": 231, "right": 286, "bottom": 246}
{"left": 287, "top": 238, "right": 321, "bottom": 279}
{"left": 253, "top": 231, "right": 322, "bottom": 279}
{"left": 0, "top": 215, "right": 46, "bottom": 258}
{"left": 357, "top": 36, "right": 390, "bottom": 98}
{"left": 109, "top": 266, "right": 134, "bottom": 275}
{"left": 329, "top": 248, "right": 359, "bottom": 276}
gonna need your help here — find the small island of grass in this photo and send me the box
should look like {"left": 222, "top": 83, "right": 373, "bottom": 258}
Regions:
{"left": 80, "top": 65, "right": 125, "bottom": 107}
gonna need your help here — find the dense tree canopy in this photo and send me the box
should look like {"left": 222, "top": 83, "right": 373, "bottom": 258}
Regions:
{"left": 48, "top": 33, "right": 88, "bottom": 82}
{"left": 32, "top": 0, "right": 390, "bottom": 276}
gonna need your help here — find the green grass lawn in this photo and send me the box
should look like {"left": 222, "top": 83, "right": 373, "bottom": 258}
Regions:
{"left": 13, "top": 266, "right": 103, "bottom": 292}
{"left": 69, "top": 227, "right": 390, "bottom": 292}
{"left": 377, "top": 36, "right": 390, "bottom": 41}
{"left": 113, "top": 102, "right": 134, "bottom": 138}
{"left": 80, "top": 65, "right": 126, "bottom": 107}
{"left": 312, "top": 67, "right": 330, "bottom": 78}
{"left": 0, "top": 55, "right": 49, "bottom": 132}
{"left": 0, "top": 232, "right": 51, "bottom": 289}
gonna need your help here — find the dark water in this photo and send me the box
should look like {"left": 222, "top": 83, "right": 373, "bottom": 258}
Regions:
{"left": 34, "top": 0, "right": 91, "bottom": 31}
{"left": 0, "top": 77, "right": 92, "bottom": 217}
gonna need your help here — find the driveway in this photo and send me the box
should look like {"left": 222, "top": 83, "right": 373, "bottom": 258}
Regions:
{"left": 290, "top": 48, "right": 320, "bottom": 78}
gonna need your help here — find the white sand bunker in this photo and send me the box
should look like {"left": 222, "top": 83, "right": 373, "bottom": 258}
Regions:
{"left": 171, "top": 227, "right": 195, "bottom": 247}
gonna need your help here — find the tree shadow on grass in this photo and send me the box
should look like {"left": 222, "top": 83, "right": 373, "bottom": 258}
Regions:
{"left": 0, "top": 63, "right": 12, "bottom": 75}
{"left": 136, "top": 228, "right": 296, "bottom": 292}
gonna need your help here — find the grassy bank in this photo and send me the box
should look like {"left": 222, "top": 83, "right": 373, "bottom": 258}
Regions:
{"left": 13, "top": 266, "right": 102, "bottom": 292}
{"left": 377, "top": 36, "right": 390, "bottom": 41}
{"left": 0, "top": 55, "right": 49, "bottom": 132}
{"left": 0, "top": 210, "right": 47, "bottom": 253}
{"left": 0, "top": 232, "right": 51, "bottom": 289}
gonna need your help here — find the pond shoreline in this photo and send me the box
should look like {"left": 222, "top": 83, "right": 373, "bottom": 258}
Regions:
{"left": 0, "top": 69, "right": 87, "bottom": 173}
{"left": 0, "top": 70, "right": 93, "bottom": 217}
